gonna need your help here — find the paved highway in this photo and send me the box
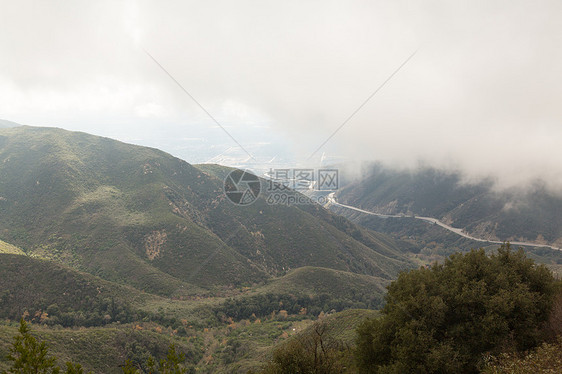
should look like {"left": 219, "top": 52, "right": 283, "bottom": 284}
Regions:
{"left": 326, "top": 193, "right": 561, "bottom": 251}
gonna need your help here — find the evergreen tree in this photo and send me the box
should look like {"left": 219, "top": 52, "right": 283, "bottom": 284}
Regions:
{"left": 3, "top": 319, "right": 90, "bottom": 374}
{"left": 4, "top": 319, "right": 60, "bottom": 374}
{"left": 149, "top": 344, "right": 187, "bottom": 374}
{"left": 121, "top": 344, "right": 188, "bottom": 374}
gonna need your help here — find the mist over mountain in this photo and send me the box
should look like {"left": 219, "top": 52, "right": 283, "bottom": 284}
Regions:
{"left": 0, "top": 119, "right": 22, "bottom": 128}
{"left": 1, "top": 1, "right": 561, "bottom": 188}
{"left": 337, "top": 163, "right": 562, "bottom": 247}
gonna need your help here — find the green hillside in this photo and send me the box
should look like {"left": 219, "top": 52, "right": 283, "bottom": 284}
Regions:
{"left": 0, "top": 126, "right": 418, "bottom": 373}
{"left": 0, "top": 252, "right": 385, "bottom": 329}
{"left": 252, "top": 309, "right": 378, "bottom": 373}
{"left": 0, "top": 321, "right": 201, "bottom": 374}
{"left": 0, "top": 126, "right": 412, "bottom": 295}
{"left": 0, "top": 252, "right": 389, "bottom": 373}
{"left": 0, "top": 126, "right": 263, "bottom": 292}
{"left": 257, "top": 267, "right": 388, "bottom": 308}
{"left": 297, "top": 309, "right": 378, "bottom": 343}
{"left": 0, "top": 253, "right": 183, "bottom": 327}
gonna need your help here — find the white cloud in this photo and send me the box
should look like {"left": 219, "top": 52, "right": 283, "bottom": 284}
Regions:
{"left": 0, "top": 0, "right": 561, "bottom": 188}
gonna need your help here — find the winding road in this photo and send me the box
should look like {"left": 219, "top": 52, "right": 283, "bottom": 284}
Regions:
{"left": 326, "top": 193, "right": 561, "bottom": 251}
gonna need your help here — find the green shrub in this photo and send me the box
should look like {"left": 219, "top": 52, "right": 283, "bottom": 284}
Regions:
{"left": 355, "top": 244, "right": 557, "bottom": 373}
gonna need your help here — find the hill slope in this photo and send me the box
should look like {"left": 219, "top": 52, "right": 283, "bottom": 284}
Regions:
{"left": 0, "top": 126, "right": 413, "bottom": 294}
{"left": 0, "top": 119, "right": 22, "bottom": 128}
{"left": 0, "top": 321, "right": 201, "bottom": 374}
{"left": 0, "top": 253, "right": 170, "bottom": 326}
{"left": 0, "top": 251, "right": 395, "bottom": 373}
{"left": 257, "top": 266, "right": 388, "bottom": 308}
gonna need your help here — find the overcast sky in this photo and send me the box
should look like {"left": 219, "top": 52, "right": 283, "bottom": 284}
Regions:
{"left": 1, "top": 0, "right": 561, "bottom": 188}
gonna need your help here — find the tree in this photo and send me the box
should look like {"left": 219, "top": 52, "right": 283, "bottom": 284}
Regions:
{"left": 152, "top": 344, "right": 187, "bottom": 374}
{"left": 355, "top": 244, "right": 557, "bottom": 373}
{"left": 257, "top": 321, "right": 350, "bottom": 374}
{"left": 121, "top": 344, "right": 188, "bottom": 374}
{"left": 3, "top": 319, "right": 90, "bottom": 374}
{"left": 121, "top": 360, "right": 139, "bottom": 374}
{"left": 61, "top": 363, "right": 85, "bottom": 374}
{"left": 4, "top": 319, "right": 60, "bottom": 374}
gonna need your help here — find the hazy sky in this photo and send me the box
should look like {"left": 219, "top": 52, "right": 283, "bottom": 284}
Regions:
{"left": 1, "top": 1, "right": 561, "bottom": 188}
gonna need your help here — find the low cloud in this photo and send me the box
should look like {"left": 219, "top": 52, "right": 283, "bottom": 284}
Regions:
{"left": 1, "top": 0, "right": 561, "bottom": 189}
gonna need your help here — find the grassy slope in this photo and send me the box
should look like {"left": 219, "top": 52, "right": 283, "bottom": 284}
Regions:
{"left": 0, "top": 321, "right": 201, "bottom": 374}
{"left": 300, "top": 308, "right": 378, "bottom": 343}
{"left": 257, "top": 266, "right": 388, "bottom": 303}
{"left": 240, "top": 309, "right": 378, "bottom": 373}
{"left": 0, "top": 253, "right": 386, "bottom": 373}
{"left": 0, "top": 127, "right": 413, "bottom": 295}
{"left": 0, "top": 240, "right": 24, "bottom": 254}
{"left": 196, "top": 163, "right": 413, "bottom": 278}
{"left": 0, "top": 126, "right": 265, "bottom": 293}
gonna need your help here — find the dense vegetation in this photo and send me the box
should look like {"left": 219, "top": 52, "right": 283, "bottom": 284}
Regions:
{"left": 1, "top": 320, "right": 195, "bottom": 373}
{"left": 355, "top": 244, "right": 558, "bottom": 373}
{"left": 252, "top": 245, "right": 561, "bottom": 373}
{"left": 0, "top": 254, "right": 140, "bottom": 327}
{"left": 3, "top": 319, "right": 83, "bottom": 374}
{"left": 482, "top": 337, "right": 562, "bottom": 373}
{"left": 214, "top": 292, "right": 378, "bottom": 322}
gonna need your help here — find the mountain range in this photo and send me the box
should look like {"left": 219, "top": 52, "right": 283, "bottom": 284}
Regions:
{"left": 0, "top": 126, "right": 413, "bottom": 295}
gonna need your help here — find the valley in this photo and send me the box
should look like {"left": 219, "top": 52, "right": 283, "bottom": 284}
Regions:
{"left": 0, "top": 126, "right": 412, "bottom": 372}
{"left": 0, "top": 126, "right": 560, "bottom": 373}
